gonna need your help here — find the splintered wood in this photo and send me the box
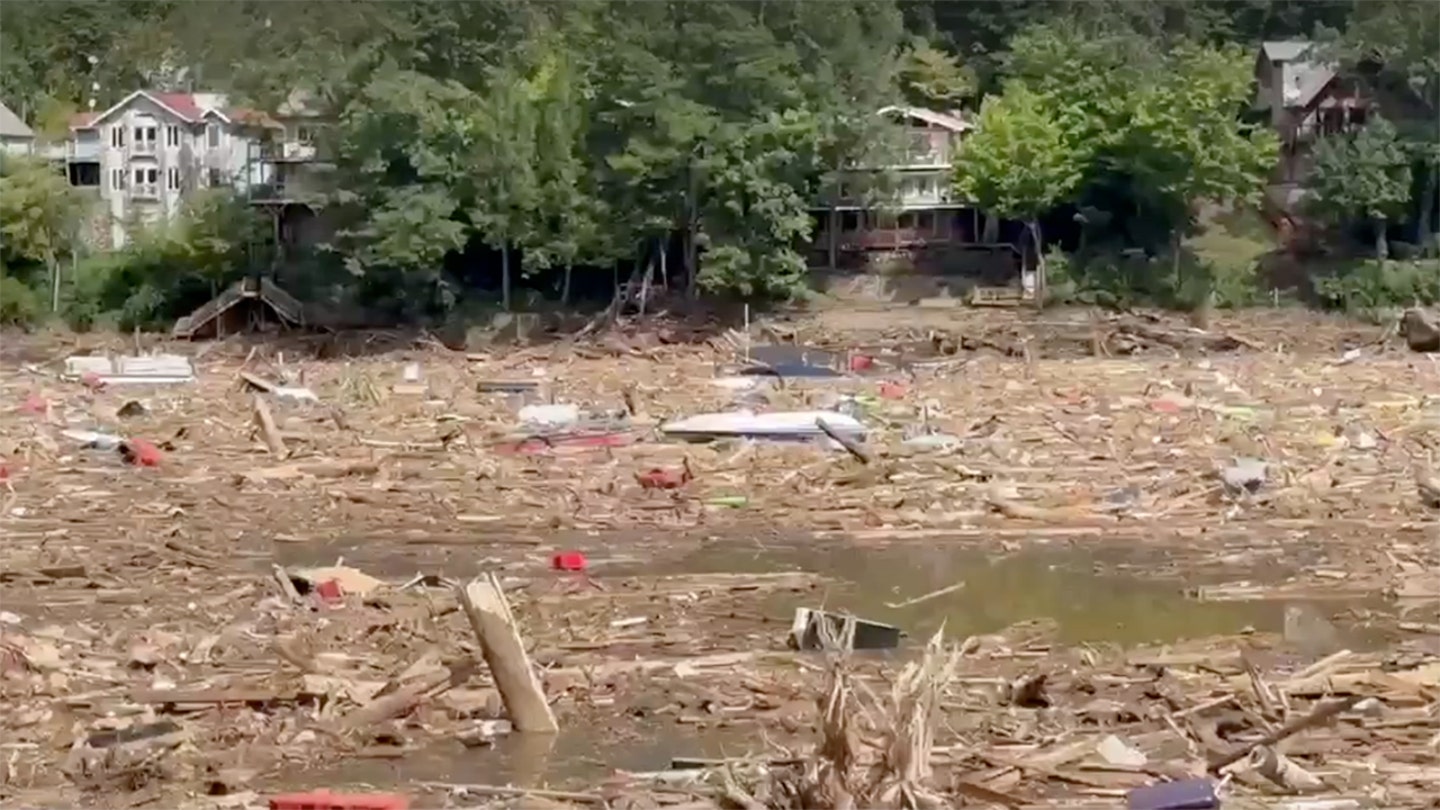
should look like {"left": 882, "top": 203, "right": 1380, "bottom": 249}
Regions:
{"left": 0, "top": 307, "right": 1436, "bottom": 809}
{"left": 457, "top": 574, "right": 558, "bottom": 733}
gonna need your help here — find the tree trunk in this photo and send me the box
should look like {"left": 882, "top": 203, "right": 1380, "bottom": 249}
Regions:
{"left": 1375, "top": 217, "right": 1389, "bottom": 261}
{"left": 640, "top": 240, "right": 659, "bottom": 317}
{"left": 1418, "top": 165, "right": 1436, "bottom": 252}
{"left": 827, "top": 207, "right": 838, "bottom": 271}
{"left": 560, "top": 264, "right": 573, "bottom": 306}
{"left": 1172, "top": 230, "right": 1184, "bottom": 294}
{"left": 686, "top": 163, "right": 700, "bottom": 301}
{"left": 1029, "top": 220, "right": 1045, "bottom": 310}
{"left": 47, "top": 250, "right": 60, "bottom": 313}
{"left": 501, "top": 245, "right": 512, "bottom": 311}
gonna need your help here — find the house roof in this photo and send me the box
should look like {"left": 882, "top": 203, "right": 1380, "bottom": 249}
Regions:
{"left": 1261, "top": 41, "right": 1313, "bottom": 62}
{"left": 69, "top": 111, "right": 99, "bottom": 130}
{"left": 1259, "top": 41, "right": 1339, "bottom": 110}
{"left": 1288, "top": 64, "right": 1337, "bottom": 109}
{"left": 0, "top": 101, "right": 34, "bottom": 139}
{"left": 878, "top": 105, "right": 971, "bottom": 132}
{"left": 89, "top": 90, "right": 239, "bottom": 126}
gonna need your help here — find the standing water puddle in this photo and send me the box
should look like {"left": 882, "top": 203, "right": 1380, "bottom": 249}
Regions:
{"left": 632, "top": 540, "right": 1381, "bottom": 647}
{"left": 281, "top": 536, "right": 1388, "bottom": 796}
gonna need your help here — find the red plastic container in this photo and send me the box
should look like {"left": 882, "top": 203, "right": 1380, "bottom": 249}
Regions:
{"left": 269, "top": 791, "right": 408, "bottom": 810}
{"left": 551, "top": 551, "right": 588, "bottom": 572}
{"left": 314, "top": 579, "right": 343, "bottom": 603}
{"left": 119, "top": 439, "right": 163, "bottom": 467}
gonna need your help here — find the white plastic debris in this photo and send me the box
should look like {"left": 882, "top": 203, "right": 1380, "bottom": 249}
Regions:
{"left": 1222, "top": 457, "right": 1267, "bottom": 493}
{"left": 519, "top": 403, "right": 580, "bottom": 430}
{"left": 63, "top": 354, "right": 195, "bottom": 385}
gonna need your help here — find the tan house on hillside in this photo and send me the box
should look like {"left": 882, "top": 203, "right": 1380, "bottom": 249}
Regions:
{"left": 1253, "top": 41, "right": 1373, "bottom": 217}
{"left": 808, "top": 106, "right": 983, "bottom": 267}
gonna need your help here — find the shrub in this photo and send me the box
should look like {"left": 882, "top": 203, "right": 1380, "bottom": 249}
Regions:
{"left": 1311, "top": 259, "right": 1440, "bottom": 314}
{"left": 0, "top": 274, "right": 43, "bottom": 327}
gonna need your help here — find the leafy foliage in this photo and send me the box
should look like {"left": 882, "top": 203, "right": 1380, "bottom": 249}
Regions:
{"left": 0, "top": 155, "right": 87, "bottom": 283}
{"left": 1308, "top": 115, "right": 1413, "bottom": 256}
{"left": 1, "top": 0, "right": 1436, "bottom": 319}
{"left": 953, "top": 83, "right": 1084, "bottom": 223}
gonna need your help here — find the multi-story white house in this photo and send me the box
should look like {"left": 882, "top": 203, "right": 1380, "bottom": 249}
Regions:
{"left": 62, "top": 90, "right": 284, "bottom": 248}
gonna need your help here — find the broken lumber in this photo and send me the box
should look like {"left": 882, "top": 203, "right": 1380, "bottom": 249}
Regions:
{"left": 253, "top": 395, "right": 287, "bottom": 457}
{"left": 817, "top": 417, "right": 873, "bottom": 464}
{"left": 456, "top": 574, "right": 558, "bottom": 733}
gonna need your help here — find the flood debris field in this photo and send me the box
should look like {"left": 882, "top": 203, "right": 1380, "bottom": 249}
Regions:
{"left": 0, "top": 307, "right": 1437, "bottom": 809}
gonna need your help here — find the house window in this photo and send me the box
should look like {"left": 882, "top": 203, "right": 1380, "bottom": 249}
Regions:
{"left": 110, "top": 126, "right": 125, "bottom": 148}
{"left": 166, "top": 126, "right": 180, "bottom": 147}
{"left": 167, "top": 168, "right": 181, "bottom": 190}
{"left": 917, "top": 211, "right": 936, "bottom": 234}
{"left": 207, "top": 124, "right": 220, "bottom": 148}
{"left": 898, "top": 212, "right": 917, "bottom": 230}
{"left": 109, "top": 168, "right": 126, "bottom": 190}
{"left": 908, "top": 131, "right": 933, "bottom": 161}
{"left": 841, "top": 211, "right": 860, "bottom": 232}
{"left": 296, "top": 125, "right": 313, "bottom": 144}
{"left": 207, "top": 168, "right": 224, "bottom": 187}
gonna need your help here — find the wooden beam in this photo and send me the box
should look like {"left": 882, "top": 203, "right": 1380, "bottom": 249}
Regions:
{"left": 456, "top": 574, "right": 558, "bottom": 733}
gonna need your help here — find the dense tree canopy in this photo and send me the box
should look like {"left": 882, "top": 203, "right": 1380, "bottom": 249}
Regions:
{"left": 0, "top": 0, "right": 1436, "bottom": 325}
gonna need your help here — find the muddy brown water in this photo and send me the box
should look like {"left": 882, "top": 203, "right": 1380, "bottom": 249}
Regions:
{"left": 276, "top": 532, "right": 1390, "bottom": 798}
{"left": 282, "top": 531, "right": 1381, "bottom": 648}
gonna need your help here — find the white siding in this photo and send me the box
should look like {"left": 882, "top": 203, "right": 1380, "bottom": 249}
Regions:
{"left": 89, "top": 95, "right": 264, "bottom": 246}
{"left": 1, "top": 136, "right": 34, "bottom": 156}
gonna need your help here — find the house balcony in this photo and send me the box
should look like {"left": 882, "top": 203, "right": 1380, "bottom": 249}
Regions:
{"left": 252, "top": 140, "right": 321, "bottom": 163}
{"left": 68, "top": 140, "right": 101, "bottom": 161}
{"left": 129, "top": 184, "right": 161, "bottom": 201}
{"left": 835, "top": 228, "right": 954, "bottom": 251}
{"left": 131, "top": 141, "right": 158, "bottom": 157}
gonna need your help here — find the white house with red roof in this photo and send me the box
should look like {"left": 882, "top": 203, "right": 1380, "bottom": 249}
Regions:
{"left": 68, "top": 90, "right": 282, "bottom": 248}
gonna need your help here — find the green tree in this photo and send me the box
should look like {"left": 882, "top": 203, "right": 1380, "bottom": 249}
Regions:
{"left": 952, "top": 83, "right": 1085, "bottom": 303}
{"left": 698, "top": 110, "right": 828, "bottom": 297}
{"left": 468, "top": 64, "right": 540, "bottom": 311}
{"left": 1308, "top": 115, "right": 1414, "bottom": 258}
{"left": 329, "top": 67, "right": 481, "bottom": 315}
{"left": 898, "top": 39, "right": 975, "bottom": 110}
{"left": 0, "top": 155, "right": 87, "bottom": 312}
{"left": 1323, "top": 0, "right": 1440, "bottom": 248}
{"left": 1113, "top": 42, "right": 1278, "bottom": 277}
{"left": 998, "top": 24, "right": 1277, "bottom": 263}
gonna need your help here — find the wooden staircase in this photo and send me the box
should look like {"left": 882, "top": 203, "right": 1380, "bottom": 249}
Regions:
{"left": 172, "top": 277, "right": 305, "bottom": 339}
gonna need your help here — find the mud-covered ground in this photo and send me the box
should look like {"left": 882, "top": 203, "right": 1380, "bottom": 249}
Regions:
{"left": 0, "top": 306, "right": 1436, "bottom": 809}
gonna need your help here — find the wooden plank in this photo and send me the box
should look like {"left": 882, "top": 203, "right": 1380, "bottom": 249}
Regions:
{"left": 253, "top": 395, "right": 288, "bottom": 457}
{"left": 130, "top": 687, "right": 296, "bottom": 705}
{"left": 456, "top": 574, "right": 558, "bottom": 733}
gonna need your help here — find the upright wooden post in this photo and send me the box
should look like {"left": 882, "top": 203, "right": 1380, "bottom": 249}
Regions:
{"left": 456, "top": 574, "right": 558, "bottom": 733}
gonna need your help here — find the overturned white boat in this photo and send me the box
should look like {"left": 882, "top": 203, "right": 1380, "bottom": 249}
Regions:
{"left": 660, "top": 410, "right": 866, "bottom": 443}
